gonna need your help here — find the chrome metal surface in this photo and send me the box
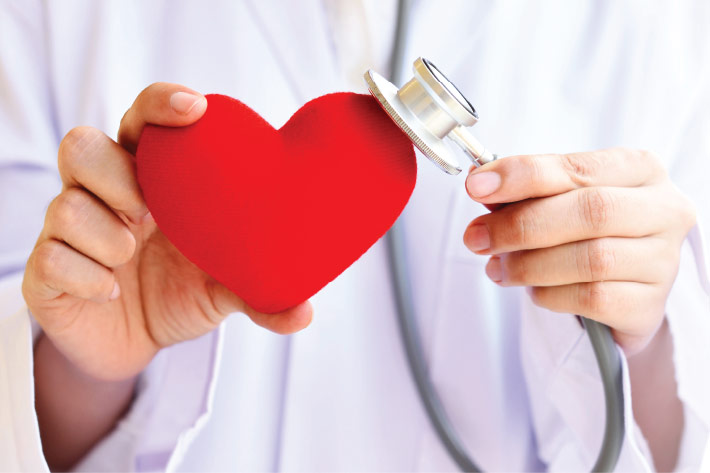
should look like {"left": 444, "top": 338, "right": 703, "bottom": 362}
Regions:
{"left": 410, "top": 57, "right": 477, "bottom": 126}
{"left": 365, "top": 69, "right": 463, "bottom": 175}
{"left": 365, "top": 57, "right": 496, "bottom": 173}
{"left": 449, "top": 126, "right": 497, "bottom": 167}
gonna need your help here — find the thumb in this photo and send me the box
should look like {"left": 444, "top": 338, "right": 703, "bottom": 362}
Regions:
{"left": 209, "top": 281, "right": 314, "bottom": 335}
{"left": 117, "top": 82, "right": 208, "bottom": 154}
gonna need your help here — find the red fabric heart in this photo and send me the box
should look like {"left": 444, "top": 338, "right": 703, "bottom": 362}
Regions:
{"left": 136, "top": 93, "right": 416, "bottom": 314}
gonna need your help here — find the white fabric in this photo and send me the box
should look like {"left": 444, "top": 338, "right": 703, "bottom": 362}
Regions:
{"left": 0, "top": 0, "right": 709, "bottom": 471}
{"left": 0, "top": 275, "right": 47, "bottom": 472}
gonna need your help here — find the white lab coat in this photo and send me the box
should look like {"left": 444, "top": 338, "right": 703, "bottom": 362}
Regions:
{"left": 0, "top": 1, "right": 709, "bottom": 471}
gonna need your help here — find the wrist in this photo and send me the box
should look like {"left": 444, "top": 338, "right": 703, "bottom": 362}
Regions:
{"left": 35, "top": 333, "right": 140, "bottom": 388}
{"left": 625, "top": 316, "right": 669, "bottom": 362}
{"left": 34, "top": 334, "right": 139, "bottom": 470}
{"left": 626, "top": 318, "right": 683, "bottom": 471}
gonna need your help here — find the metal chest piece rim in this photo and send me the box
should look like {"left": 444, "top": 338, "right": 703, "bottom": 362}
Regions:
{"left": 365, "top": 57, "right": 496, "bottom": 176}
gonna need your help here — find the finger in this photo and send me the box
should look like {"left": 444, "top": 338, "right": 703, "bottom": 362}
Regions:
{"left": 58, "top": 126, "right": 149, "bottom": 224}
{"left": 24, "top": 239, "right": 118, "bottom": 304}
{"left": 487, "top": 237, "right": 674, "bottom": 287}
{"left": 466, "top": 148, "right": 667, "bottom": 204}
{"left": 118, "top": 82, "right": 207, "bottom": 154}
{"left": 246, "top": 301, "right": 314, "bottom": 335}
{"left": 464, "top": 186, "right": 674, "bottom": 254}
{"left": 208, "top": 281, "right": 313, "bottom": 335}
{"left": 529, "top": 281, "right": 664, "bottom": 336}
{"left": 43, "top": 188, "right": 137, "bottom": 268}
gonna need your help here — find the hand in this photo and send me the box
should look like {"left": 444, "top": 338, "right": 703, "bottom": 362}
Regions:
{"left": 463, "top": 148, "right": 696, "bottom": 354}
{"left": 22, "top": 83, "right": 313, "bottom": 382}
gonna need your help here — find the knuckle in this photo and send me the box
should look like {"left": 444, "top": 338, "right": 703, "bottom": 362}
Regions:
{"left": 579, "top": 282, "right": 610, "bottom": 316}
{"left": 32, "top": 241, "right": 64, "bottom": 281}
{"left": 79, "top": 266, "right": 115, "bottom": 302}
{"left": 131, "top": 82, "right": 170, "bottom": 114}
{"left": 58, "top": 126, "right": 104, "bottom": 173}
{"left": 110, "top": 230, "right": 137, "bottom": 267}
{"left": 118, "top": 109, "right": 132, "bottom": 137}
{"left": 529, "top": 287, "right": 547, "bottom": 309}
{"left": 521, "top": 155, "right": 545, "bottom": 186}
{"left": 638, "top": 149, "right": 667, "bottom": 176}
{"left": 504, "top": 252, "right": 528, "bottom": 284}
{"left": 579, "top": 187, "right": 614, "bottom": 232}
{"left": 560, "top": 153, "right": 600, "bottom": 186}
{"left": 125, "top": 190, "right": 148, "bottom": 217}
{"left": 95, "top": 274, "right": 116, "bottom": 299}
{"left": 582, "top": 239, "right": 616, "bottom": 281}
{"left": 144, "top": 81, "right": 171, "bottom": 95}
{"left": 657, "top": 182, "right": 697, "bottom": 235}
{"left": 51, "top": 189, "right": 91, "bottom": 229}
{"left": 676, "top": 193, "right": 698, "bottom": 232}
{"left": 506, "top": 207, "right": 534, "bottom": 246}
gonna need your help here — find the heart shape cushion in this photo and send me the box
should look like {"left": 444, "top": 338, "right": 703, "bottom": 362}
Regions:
{"left": 136, "top": 93, "right": 416, "bottom": 314}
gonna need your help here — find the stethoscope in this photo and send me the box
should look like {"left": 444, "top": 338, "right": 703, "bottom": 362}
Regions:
{"left": 364, "top": 1, "right": 625, "bottom": 471}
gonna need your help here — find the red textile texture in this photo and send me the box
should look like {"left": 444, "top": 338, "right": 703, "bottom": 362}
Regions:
{"left": 137, "top": 93, "right": 416, "bottom": 313}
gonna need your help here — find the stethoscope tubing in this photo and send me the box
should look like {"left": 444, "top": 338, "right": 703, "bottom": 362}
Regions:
{"left": 386, "top": 1, "right": 625, "bottom": 471}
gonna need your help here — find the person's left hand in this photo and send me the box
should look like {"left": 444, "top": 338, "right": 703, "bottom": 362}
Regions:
{"left": 463, "top": 148, "right": 696, "bottom": 355}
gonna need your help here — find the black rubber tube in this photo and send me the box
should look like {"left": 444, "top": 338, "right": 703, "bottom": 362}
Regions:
{"left": 386, "top": 2, "right": 624, "bottom": 471}
{"left": 386, "top": 221, "right": 482, "bottom": 472}
{"left": 386, "top": 222, "right": 625, "bottom": 472}
{"left": 584, "top": 318, "right": 626, "bottom": 472}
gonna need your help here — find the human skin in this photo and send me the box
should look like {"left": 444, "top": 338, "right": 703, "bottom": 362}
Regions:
{"left": 23, "top": 83, "right": 313, "bottom": 470}
{"left": 23, "top": 82, "right": 692, "bottom": 470}
{"left": 464, "top": 150, "right": 696, "bottom": 470}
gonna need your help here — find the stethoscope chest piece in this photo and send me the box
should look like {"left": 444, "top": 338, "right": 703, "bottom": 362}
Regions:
{"left": 365, "top": 57, "right": 496, "bottom": 175}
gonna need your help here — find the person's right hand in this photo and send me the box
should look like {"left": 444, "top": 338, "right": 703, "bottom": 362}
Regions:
{"left": 22, "top": 83, "right": 313, "bottom": 382}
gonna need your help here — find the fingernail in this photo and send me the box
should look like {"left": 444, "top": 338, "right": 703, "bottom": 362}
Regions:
{"left": 170, "top": 91, "right": 205, "bottom": 115}
{"left": 486, "top": 256, "right": 503, "bottom": 283}
{"left": 466, "top": 172, "right": 501, "bottom": 198}
{"left": 464, "top": 224, "right": 490, "bottom": 252}
{"left": 141, "top": 211, "right": 154, "bottom": 224}
{"left": 110, "top": 282, "right": 121, "bottom": 301}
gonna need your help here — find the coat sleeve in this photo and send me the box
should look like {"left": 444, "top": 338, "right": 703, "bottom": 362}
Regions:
{"left": 520, "top": 227, "right": 710, "bottom": 472}
{"left": 0, "top": 292, "right": 224, "bottom": 473}
{"left": 662, "top": 51, "right": 710, "bottom": 471}
{"left": 519, "top": 51, "right": 710, "bottom": 473}
{"left": 0, "top": 2, "right": 223, "bottom": 471}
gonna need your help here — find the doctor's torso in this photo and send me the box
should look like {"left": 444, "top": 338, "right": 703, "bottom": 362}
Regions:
{"left": 23, "top": 1, "right": 708, "bottom": 471}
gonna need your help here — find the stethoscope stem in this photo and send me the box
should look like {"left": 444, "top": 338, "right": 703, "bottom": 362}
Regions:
{"left": 448, "top": 125, "right": 497, "bottom": 168}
